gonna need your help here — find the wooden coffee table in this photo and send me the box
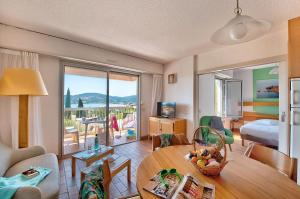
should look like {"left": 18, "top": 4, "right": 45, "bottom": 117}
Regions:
{"left": 71, "top": 145, "right": 114, "bottom": 176}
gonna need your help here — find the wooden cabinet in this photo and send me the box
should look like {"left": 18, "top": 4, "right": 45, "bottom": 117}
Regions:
{"left": 148, "top": 117, "right": 186, "bottom": 138}
{"left": 289, "top": 17, "right": 300, "bottom": 78}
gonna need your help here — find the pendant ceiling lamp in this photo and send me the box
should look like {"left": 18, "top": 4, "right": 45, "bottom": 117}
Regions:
{"left": 211, "top": 0, "right": 271, "bottom": 45}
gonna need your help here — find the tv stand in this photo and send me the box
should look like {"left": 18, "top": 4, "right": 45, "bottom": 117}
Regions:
{"left": 148, "top": 117, "right": 187, "bottom": 140}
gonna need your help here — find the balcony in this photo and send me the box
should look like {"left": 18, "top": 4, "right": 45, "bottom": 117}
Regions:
{"left": 63, "top": 105, "right": 137, "bottom": 155}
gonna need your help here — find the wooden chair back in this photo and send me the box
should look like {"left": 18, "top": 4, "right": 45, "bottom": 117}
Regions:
{"left": 81, "top": 156, "right": 131, "bottom": 199}
{"left": 95, "top": 159, "right": 111, "bottom": 198}
{"left": 152, "top": 134, "right": 189, "bottom": 151}
{"left": 245, "top": 143, "right": 296, "bottom": 179}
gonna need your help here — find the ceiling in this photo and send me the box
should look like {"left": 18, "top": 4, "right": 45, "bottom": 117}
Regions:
{"left": 0, "top": 0, "right": 300, "bottom": 64}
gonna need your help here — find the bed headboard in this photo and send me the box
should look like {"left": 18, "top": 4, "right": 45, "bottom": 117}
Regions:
{"left": 242, "top": 101, "right": 279, "bottom": 121}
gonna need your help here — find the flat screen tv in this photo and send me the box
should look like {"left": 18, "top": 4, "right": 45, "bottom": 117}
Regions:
{"left": 157, "top": 102, "right": 176, "bottom": 118}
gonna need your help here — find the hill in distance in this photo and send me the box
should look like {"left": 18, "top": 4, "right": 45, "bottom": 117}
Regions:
{"left": 64, "top": 93, "right": 137, "bottom": 105}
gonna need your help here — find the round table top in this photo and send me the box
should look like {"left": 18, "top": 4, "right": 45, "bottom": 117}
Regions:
{"left": 136, "top": 145, "right": 300, "bottom": 199}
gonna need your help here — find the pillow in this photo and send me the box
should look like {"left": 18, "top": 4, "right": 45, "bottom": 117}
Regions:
{"left": 210, "top": 116, "right": 225, "bottom": 131}
{"left": 255, "top": 119, "right": 279, "bottom": 126}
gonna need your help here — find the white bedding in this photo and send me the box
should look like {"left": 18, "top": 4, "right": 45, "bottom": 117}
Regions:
{"left": 240, "top": 119, "right": 279, "bottom": 144}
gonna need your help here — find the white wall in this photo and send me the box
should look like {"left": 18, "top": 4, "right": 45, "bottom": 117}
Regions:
{"left": 140, "top": 73, "right": 153, "bottom": 138}
{"left": 278, "top": 61, "right": 289, "bottom": 155}
{"left": 198, "top": 74, "right": 215, "bottom": 118}
{"left": 196, "top": 29, "right": 287, "bottom": 72}
{"left": 233, "top": 69, "right": 254, "bottom": 112}
{"left": 163, "top": 56, "right": 195, "bottom": 141}
{"left": 39, "top": 55, "right": 61, "bottom": 154}
{"left": 0, "top": 24, "right": 163, "bottom": 74}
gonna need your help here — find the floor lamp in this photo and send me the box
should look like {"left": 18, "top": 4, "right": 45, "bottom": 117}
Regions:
{"left": 0, "top": 68, "right": 48, "bottom": 148}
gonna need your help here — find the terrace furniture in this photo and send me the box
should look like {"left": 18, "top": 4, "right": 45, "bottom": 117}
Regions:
{"left": 64, "top": 127, "right": 79, "bottom": 145}
{"left": 136, "top": 145, "right": 300, "bottom": 199}
{"left": 81, "top": 118, "right": 106, "bottom": 148}
{"left": 0, "top": 142, "right": 59, "bottom": 199}
{"left": 244, "top": 142, "right": 296, "bottom": 180}
{"left": 80, "top": 154, "right": 131, "bottom": 199}
{"left": 109, "top": 115, "right": 120, "bottom": 139}
{"left": 152, "top": 133, "right": 189, "bottom": 151}
{"left": 122, "top": 113, "right": 136, "bottom": 129}
{"left": 71, "top": 145, "right": 113, "bottom": 177}
{"left": 199, "top": 116, "right": 234, "bottom": 151}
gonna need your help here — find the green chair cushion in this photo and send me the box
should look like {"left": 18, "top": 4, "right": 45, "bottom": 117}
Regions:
{"left": 199, "top": 116, "right": 234, "bottom": 145}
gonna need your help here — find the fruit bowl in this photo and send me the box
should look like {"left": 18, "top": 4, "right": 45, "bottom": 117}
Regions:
{"left": 189, "top": 126, "right": 228, "bottom": 176}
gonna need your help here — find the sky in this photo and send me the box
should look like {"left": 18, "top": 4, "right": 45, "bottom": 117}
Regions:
{"left": 64, "top": 74, "right": 137, "bottom": 97}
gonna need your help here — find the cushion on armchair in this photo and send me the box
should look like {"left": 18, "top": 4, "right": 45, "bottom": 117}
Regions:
{"left": 200, "top": 116, "right": 234, "bottom": 145}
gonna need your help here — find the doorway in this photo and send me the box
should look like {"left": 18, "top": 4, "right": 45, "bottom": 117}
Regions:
{"left": 62, "top": 64, "right": 140, "bottom": 155}
{"left": 197, "top": 62, "right": 288, "bottom": 154}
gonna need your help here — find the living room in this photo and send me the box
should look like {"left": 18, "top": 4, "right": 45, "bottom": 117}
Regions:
{"left": 1, "top": 1, "right": 300, "bottom": 199}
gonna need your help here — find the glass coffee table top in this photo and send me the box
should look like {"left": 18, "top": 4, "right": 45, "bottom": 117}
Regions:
{"left": 72, "top": 145, "right": 113, "bottom": 160}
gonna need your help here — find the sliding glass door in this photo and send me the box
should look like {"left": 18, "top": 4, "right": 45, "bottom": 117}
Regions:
{"left": 63, "top": 67, "right": 108, "bottom": 155}
{"left": 108, "top": 72, "right": 138, "bottom": 145}
{"left": 62, "top": 64, "right": 140, "bottom": 155}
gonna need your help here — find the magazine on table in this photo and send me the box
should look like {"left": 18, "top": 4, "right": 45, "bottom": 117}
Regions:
{"left": 143, "top": 171, "right": 215, "bottom": 199}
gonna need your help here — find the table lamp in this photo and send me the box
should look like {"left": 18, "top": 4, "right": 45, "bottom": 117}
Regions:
{"left": 0, "top": 68, "right": 48, "bottom": 148}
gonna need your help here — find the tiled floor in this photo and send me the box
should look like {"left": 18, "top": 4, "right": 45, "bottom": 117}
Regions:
{"left": 59, "top": 140, "right": 152, "bottom": 199}
{"left": 59, "top": 131, "right": 248, "bottom": 199}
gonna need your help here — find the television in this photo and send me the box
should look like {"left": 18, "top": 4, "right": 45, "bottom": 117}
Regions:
{"left": 157, "top": 102, "right": 176, "bottom": 118}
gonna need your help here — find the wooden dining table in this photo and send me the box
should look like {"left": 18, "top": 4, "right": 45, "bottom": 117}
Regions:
{"left": 136, "top": 145, "right": 300, "bottom": 199}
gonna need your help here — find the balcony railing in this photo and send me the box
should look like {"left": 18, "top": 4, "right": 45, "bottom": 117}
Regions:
{"left": 64, "top": 105, "right": 136, "bottom": 134}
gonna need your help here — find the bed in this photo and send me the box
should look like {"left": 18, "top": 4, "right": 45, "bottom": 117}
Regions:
{"left": 240, "top": 119, "right": 279, "bottom": 147}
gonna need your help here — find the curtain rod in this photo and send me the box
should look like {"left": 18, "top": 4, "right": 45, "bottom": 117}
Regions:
{"left": 0, "top": 22, "right": 160, "bottom": 64}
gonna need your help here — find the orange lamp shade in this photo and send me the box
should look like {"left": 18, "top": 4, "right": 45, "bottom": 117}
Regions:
{"left": 0, "top": 68, "right": 48, "bottom": 96}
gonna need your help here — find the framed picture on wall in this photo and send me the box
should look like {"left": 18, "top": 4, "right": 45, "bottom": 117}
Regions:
{"left": 256, "top": 79, "right": 279, "bottom": 98}
{"left": 168, "top": 73, "right": 177, "bottom": 84}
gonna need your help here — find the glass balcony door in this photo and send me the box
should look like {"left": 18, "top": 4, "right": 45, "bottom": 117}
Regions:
{"left": 62, "top": 65, "right": 140, "bottom": 155}
{"left": 63, "top": 66, "right": 108, "bottom": 155}
{"left": 108, "top": 72, "right": 139, "bottom": 146}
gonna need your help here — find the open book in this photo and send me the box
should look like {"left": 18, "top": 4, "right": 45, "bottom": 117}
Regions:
{"left": 143, "top": 173, "right": 215, "bottom": 199}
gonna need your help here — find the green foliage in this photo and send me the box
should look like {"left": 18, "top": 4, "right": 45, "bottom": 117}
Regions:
{"left": 64, "top": 118, "right": 84, "bottom": 132}
{"left": 64, "top": 118, "right": 76, "bottom": 127}
{"left": 76, "top": 98, "right": 86, "bottom": 118}
{"left": 65, "top": 88, "right": 71, "bottom": 108}
{"left": 65, "top": 88, "right": 72, "bottom": 119}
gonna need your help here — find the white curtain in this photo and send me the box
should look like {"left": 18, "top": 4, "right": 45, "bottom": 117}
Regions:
{"left": 151, "top": 74, "right": 163, "bottom": 116}
{"left": 0, "top": 49, "right": 43, "bottom": 149}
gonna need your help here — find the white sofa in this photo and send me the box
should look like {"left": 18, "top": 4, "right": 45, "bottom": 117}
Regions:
{"left": 0, "top": 142, "right": 59, "bottom": 199}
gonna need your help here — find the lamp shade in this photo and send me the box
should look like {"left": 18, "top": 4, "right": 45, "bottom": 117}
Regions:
{"left": 0, "top": 68, "right": 48, "bottom": 96}
{"left": 211, "top": 14, "right": 271, "bottom": 45}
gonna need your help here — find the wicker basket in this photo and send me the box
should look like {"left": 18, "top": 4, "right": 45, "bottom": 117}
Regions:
{"left": 190, "top": 126, "right": 228, "bottom": 176}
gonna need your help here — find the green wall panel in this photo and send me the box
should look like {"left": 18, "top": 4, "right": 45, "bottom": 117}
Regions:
{"left": 252, "top": 67, "right": 279, "bottom": 115}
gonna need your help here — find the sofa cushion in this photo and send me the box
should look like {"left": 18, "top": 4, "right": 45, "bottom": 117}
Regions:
{"left": 0, "top": 142, "right": 13, "bottom": 177}
{"left": 5, "top": 153, "right": 59, "bottom": 199}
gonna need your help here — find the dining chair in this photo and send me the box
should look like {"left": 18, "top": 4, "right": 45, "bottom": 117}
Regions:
{"left": 81, "top": 154, "right": 131, "bottom": 199}
{"left": 244, "top": 142, "right": 296, "bottom": 179}
{"left": 152, "top": 134, "right": 190, "bottom": 151}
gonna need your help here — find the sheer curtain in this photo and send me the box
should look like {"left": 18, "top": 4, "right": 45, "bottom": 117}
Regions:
{"left": 0, "top": 49, "right": 43, "bottom": 149}
{"left": 151, "top": 75, "right": 163, "bottom": 116}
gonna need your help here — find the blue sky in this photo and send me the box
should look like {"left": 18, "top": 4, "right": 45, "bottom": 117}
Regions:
{"left": 64, "top": 74, "right": 137, "bottom": 97}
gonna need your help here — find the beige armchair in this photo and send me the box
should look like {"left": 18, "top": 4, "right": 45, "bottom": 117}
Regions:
{"left": 0, "top": 142, "right": 59, "bottom": 199}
